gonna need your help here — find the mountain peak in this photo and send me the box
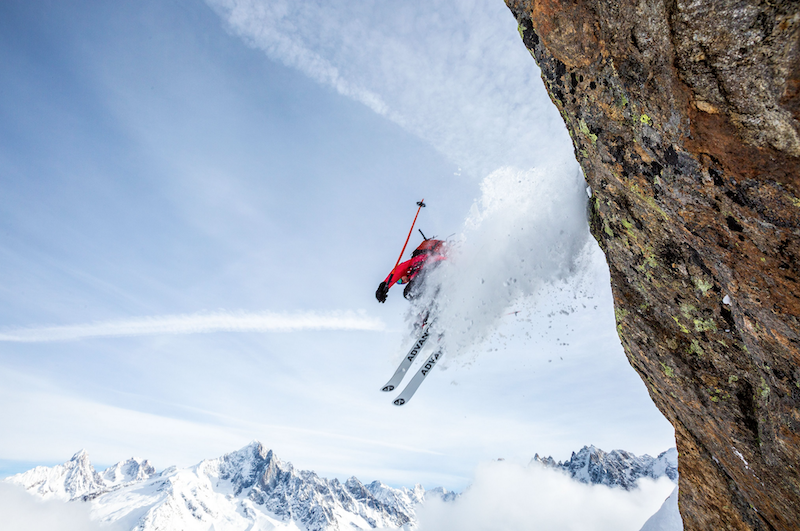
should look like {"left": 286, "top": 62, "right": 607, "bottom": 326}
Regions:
{"left": 242, "top": 440, "right": 268, "bottom": 456}
{"left": 70, "top": 449, "right": 90, "bottom": 461}
{"left": 532, "top": 446, "right": 678, "bottom": 490}
{"left": 8, "top": 449, "right": 103, "bottom": 500}
{"left": 101, "top": 457, "right": 156, "bottom": 487}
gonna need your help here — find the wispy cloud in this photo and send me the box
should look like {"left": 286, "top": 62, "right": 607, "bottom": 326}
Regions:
{"left": 0, "top": 310, "right": 384, "bottom": 342}
{"left": 205, "top": 0, "right": 572, "bottom": 177}
{"left": 214, "top": 0, "right": 391, "bottom": 118}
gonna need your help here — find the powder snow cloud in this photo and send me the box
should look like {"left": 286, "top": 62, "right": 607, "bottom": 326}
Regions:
{"left": 415, "top": 164, "right": 592, "bottom": 357}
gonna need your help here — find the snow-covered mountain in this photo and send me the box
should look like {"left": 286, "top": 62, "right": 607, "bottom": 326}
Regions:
{"left": 7, "top": 442, "right": 449, "bottom": 531}
{"left": 8, "top": 449, "right": 156, "bottom": 501}
{"left": 531, "top": 445, "right": 678, "bottom": 490}
{"left": 99, "top": 456, "right": 156, "bottom": 489}
{"left": 640, "top": 487, "right": 682, "bottom": 531}
{"left": 7, "top": 442, "right": 678, "bottom": 531}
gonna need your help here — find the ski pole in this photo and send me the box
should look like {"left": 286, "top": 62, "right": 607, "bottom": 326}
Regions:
{"left": 390, "top": 199, "right": 425, "bottom": 280}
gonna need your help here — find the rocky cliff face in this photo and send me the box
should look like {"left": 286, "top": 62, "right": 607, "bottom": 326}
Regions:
{"left": 504, "top": 1, "right": 800, "bottom": 530}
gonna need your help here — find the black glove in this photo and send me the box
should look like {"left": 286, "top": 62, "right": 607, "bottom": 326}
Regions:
{"left": 375, "top": 281, "right": 389, "bottom": 303}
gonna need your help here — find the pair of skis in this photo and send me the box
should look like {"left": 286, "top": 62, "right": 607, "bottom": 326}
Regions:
{"left": 381, "top": 319, "right": 443, "bottom": 406}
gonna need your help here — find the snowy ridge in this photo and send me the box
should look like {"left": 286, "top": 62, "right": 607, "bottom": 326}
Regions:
{"left": 640, "top": 487, "right": 683, "bottom": 531}
{"left": 531, "top": 445, "right": 678, "bottom": 490}
{"left": 9, "top": 449, "right": 156, "bottom": 502}
{"left": 9, "top": 449, "right": 112, "bottom": 500}
{"left": 7, "top": 442, "right": 452, "bottom": 531}
{"left": 7, "top": 443, "right": 676, "bottom": 530}
{"left": 100, "top": 457, "right": 156, "bottom": 489}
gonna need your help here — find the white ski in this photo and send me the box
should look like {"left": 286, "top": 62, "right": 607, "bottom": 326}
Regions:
{"left": 392, "top": 348, "right": 442, "bottom": 406}
{"left": 380, "top": 324, "right": 432, "bottom": 392}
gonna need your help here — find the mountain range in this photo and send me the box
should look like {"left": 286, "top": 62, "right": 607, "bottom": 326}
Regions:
{"left": 7, "top": 442, "right": 678, "bottom": 530}
{"left": 531, "top": 445, "right": 678, "bottom": 490}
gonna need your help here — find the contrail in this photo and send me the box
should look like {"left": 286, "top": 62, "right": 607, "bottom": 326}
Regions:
{"left": 0, "top": 310, "right": 385, "bottom": 342}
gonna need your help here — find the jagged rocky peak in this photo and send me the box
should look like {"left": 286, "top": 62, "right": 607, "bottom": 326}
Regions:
{"left": 425, "top": 486, "right": 459, "bottom": 503}
{"left": 8, "top": 449, "right": 157, "bottom": 501}
{"left": 9, "top": 449, "right": 104, "bottom": 500}
{"left": 531, "top": 453, "right": 557, "bottom": 468}
{"left": 101, "top": 457, "right": 155, "bottom": 487}
{"left": 505, "top": 0, "right": 800, "bottom": 529}
{"left": 205, "top": 440, "right": 284, "bottom": 494}
{"left": 178, "top": 441, "right": 422, "bottom": 531}
{"left": 61, "top": 450, "right": 105, "bottom": 498}
{"left": 531, "top": 445, "right": 678, "bottom": 490}
{"left": 71, "top": 449, "right": 89, "bottom": 461}
{"left": 345, "top": 475, "right": 374, "bottom": 502}
{"left": 8, "top": 442, "right": 429, "bottom": 531}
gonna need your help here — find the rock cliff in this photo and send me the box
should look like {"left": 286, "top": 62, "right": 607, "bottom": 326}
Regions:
{"left": 504, "top": 1, "right": 800, "bottom": 529}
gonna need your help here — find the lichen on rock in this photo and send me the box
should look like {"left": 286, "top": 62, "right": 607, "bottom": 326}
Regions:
{"left": 505, "top": 1, "right": 800, "bottom": 530}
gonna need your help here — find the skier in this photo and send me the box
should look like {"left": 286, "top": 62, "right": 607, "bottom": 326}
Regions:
{"left": 376, "top": 199, "right": 448, "bottom": 405}
{"left": 375, "top": 237, "right": 446, "bottom": 303}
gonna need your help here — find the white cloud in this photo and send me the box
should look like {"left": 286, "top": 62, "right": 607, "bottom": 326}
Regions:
{"left": 0, "top": 482, "right": 123, "bottom": 531}
{"left": 205, "top": 0, "right": 572, "bottom": 177}
{"left": 0, "top": 310, "right": 384, "bottom": 342}
{"left": 416, "top": 460, "right": 676, "bottom": 531}
{"left": 213, "top": 0, "right": 391, "bottom": 117}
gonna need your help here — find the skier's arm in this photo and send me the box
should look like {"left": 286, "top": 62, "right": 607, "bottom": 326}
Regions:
{"left": 376, "top": 260, "right": 413, "bottom": 303}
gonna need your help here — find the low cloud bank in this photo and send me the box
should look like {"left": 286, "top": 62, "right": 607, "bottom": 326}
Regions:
{"left": 0, "top": 482, "right": 120, "bottom": 531}
{"left": 416, "top": 163, "right": 591, "bottom": 357}
{"left": 0, "top": 310, "right": 383, "bottom": 342}
{"left": 416, "top": 460, "right": 676, "bottom": 531}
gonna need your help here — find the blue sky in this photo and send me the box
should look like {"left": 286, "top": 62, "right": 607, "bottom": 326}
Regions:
{"left": 0, "top": 0, "right": 674, "bottom": 491}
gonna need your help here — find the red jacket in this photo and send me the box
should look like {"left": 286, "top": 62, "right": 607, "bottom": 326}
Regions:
{"left": 382, "top": 239, "right": 446, "bottom": 288}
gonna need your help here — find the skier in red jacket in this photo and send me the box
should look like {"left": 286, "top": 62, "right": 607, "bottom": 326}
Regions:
{"left": 376, "top": 238, "right": 447, "bottom": 303}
